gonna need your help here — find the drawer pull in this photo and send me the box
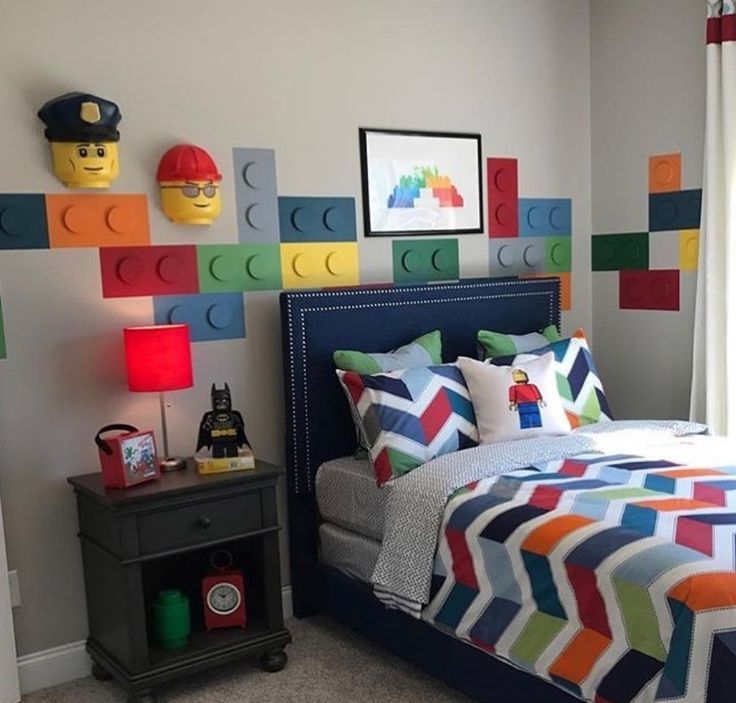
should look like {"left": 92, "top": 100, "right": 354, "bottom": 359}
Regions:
{"left": 196, "top": 515, "right": 212, "bottom": 529}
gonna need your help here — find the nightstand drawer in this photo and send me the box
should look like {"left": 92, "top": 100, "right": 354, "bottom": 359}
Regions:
{"left": 137, "top": 492, "right": 262, "bottom": 555}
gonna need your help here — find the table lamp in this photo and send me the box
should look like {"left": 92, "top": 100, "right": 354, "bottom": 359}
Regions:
{"left": 123, "top": 324, "right": 193, "bottom": 471}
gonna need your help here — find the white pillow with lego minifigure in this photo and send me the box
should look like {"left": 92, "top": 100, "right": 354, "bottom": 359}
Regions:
{"left": 456, "top": 352, "right": 571, "bottom": 444}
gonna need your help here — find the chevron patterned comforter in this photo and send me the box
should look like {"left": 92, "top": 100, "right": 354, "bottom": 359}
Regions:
{"left": 424, "top": 443, "right": 736, "bottom": 702}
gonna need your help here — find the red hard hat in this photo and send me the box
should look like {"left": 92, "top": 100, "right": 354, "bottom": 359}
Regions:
{"left": 156, "top": 144, "right": 222, "bottom": 182}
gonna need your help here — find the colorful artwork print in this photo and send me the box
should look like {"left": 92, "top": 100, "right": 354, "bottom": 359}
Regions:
{"left": 388, "top": 166, "right": 464, "bottom": 209}
{"left": 360, "top": 128, "right": 482, "bottom": 237}
{"left": 122, "top": 433, "right": 157, "bottom": 481}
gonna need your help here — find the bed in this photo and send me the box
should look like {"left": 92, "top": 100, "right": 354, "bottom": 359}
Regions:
{"left": 279, "top": 277, "right": 736, "bottom": 703}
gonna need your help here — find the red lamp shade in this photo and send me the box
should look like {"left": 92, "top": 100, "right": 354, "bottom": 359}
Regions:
{"left": 124, "top": 325, "right": 193, "bottom": 392}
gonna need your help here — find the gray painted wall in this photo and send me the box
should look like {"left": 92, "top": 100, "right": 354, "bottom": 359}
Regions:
{"left": 0, "top": 0, "right": 592, "bottom": 655}
{"left": 590, "top": 0, "right": 705, "bottom": 420}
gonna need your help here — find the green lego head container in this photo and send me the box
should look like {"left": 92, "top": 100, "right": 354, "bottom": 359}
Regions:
{"left": 152, "top": 589, "right": 191, "bottom": 650}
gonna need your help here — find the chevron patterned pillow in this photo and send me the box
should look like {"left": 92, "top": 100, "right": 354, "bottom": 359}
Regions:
{"left": 510, "top": 330, "right": 614, "bottom": 428}
{"left": 337, "top": 365, "right": 479, "bottom": 486}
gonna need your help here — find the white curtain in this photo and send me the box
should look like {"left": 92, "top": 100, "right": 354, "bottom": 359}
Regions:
{"left": 690, "top": 2, "right": 736, "bottom": 436}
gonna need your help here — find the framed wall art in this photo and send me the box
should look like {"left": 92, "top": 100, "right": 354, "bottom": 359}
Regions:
{"left": 359, "top": 128, "right": 483, "bottom": 237}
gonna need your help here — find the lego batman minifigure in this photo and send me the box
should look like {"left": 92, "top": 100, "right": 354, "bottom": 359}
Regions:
{"left": 196, "top": 383, "right": 250, "bottom": 458}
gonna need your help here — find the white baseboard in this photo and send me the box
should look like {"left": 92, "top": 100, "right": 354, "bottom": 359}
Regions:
{"left": 17, "top": 586, "right": 294, "bottom": 695}
{"left": 281, "top": 585, "right": 293, "bottom": 620}
{"left": 17, "top": 640, "right": 91, "bottom": 695}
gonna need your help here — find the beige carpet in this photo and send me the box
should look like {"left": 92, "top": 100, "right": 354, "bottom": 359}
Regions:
{"left": 22, "top": 616, "right": 472, "bottom": 702}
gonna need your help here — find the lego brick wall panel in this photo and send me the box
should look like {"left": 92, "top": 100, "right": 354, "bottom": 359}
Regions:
{"left": 592, "top": 233, "right": 649, "bottom": 271}
{"left": 280, "top": 243, "right": 359, "bottom": 289}
{"left": 649, "top": 189, "right": 702, "bottom": 232}
{"left": 0, "top": 194, "right": 49, "bottom": 250}
{"left": 487, "top": 158, "right": 519, "bottom": 237}
{"left": 649, "top": 153, "right": 682, "bottom": 193}
{"left": 545, "top": 237, "right": 572, "bottom": 273}
{"left": 153, "top": 292, "right": 246, "bottom": 342}
{"left": 619, "top": 269, "right": 680, "bottom": 311}
{"left": 557, "top": 272, "right": 572, "bottom": 311}
{"left": 278, "top": 197, "right": 357, "bottom": 242}
{"left": 519, "top": 198, "right": 572, "bottom": 237}
{"left": 679, "top": 230, "right": 699, "bottom": 271}
{"left": 233, "top": 148, "right": 280, "bottom": 244}
{"left": 197, "top": 244, "right": 282, "bottom": 292}
{"left": 46, "top": 194, "right": 150, "bottom": 248}
{"left": 489, "top": 238, "right": 546, "bottom": 276}
{"left": 100, "top": 245, "right": 199, "bottom": 298}
{"left": 392, "top": 239, "right": 460, "bottom": 284}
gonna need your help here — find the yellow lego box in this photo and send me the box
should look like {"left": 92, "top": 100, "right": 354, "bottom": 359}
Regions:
{"left": 195, "top": 447, "right": 255, "bottom": 475}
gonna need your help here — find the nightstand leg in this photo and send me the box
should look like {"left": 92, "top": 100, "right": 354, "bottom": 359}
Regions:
{"left": 260, "top": 647, "right": 288, "bottom": 672}
{"left": 91, "top": 662, "right": 113, "bottom": 681}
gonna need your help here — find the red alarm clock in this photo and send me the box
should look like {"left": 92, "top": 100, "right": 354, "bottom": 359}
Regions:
{"left": 202, "top": 549, "right": 246, "bottom": 631}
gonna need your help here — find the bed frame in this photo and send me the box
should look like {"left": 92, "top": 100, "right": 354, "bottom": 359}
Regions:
{"left": 279, "top": 277, "right": 578, "bottom": 703}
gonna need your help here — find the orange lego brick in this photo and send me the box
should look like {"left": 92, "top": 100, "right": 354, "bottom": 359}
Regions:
{"left": 648, "top": 153, "right": 681, "bottom": 193}
{"left": 45, "top": 194, "right": 150, "bottom": 248}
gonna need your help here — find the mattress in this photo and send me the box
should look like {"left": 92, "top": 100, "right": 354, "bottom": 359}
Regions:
{"left": 315, "top": 456, "right": 386, "bottom": 541}
{"left": 319, "top": 522, "right": 381, "bottom": 584}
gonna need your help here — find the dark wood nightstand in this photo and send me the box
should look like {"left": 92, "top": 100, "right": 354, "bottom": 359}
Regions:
{"left": 68, "top": 459, "right": 291, "bottom": 703}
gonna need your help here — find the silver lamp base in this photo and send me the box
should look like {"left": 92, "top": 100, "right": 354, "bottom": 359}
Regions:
{"left": 159, "top": 457, "right": 187, "bottom": 472}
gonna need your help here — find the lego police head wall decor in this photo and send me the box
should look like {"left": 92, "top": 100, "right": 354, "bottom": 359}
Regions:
{"left": 156, "top": 144, "right": 222, "bottom": 225}
{"left": 37, "top": 92, "right": 122, "bottom": 189}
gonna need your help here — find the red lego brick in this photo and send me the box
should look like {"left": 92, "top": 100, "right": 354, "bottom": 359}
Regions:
{"left": 487, "top": 158, "right": 518, "bottom": 237}
{"left": 619, "top": 269, "right": 679, "bottom": 311}
{"left": 100, "top": 245, "right": 199, "bottom": 298}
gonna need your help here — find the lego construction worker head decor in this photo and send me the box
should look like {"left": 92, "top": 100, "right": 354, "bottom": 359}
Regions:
{"left": 156, "top": 145, "right": 222, "bottom": 225}
{"left": 37, "top": 92, "right": 121, "bottom": 189}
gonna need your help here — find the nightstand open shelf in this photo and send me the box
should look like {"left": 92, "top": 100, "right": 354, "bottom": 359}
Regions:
{"left": 141, "top": 533, "right": 272, "bottom": 663}
{"left": 69, "top": 460, "right": 291, "bottom": 703}
{"left": 148, "top": 619, "right": 271, "bottom": 668}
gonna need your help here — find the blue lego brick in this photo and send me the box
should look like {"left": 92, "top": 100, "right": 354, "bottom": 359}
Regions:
{"left": 0, "top": 194, "right": 49, "bottom": 250}
{"left": 153, "top": 292, "right": 245, "bottom": 342}
{"left": 232, "top": 148, "right": 280, "bottom": 244}
{"left": 489, "top": 237, "right": 547, "bottom": 276}
{"left": 649, "top": 189, "right": 702, "bottom": 232}
{"left": 519, "top": 198, "right": 572, "bottom": 237}
{"left": 278, "top": 197, "right": 357, "bottom": 242}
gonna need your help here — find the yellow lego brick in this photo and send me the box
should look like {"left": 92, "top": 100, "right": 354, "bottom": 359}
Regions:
{"left": 679, "top": 229, "right": 699, "bottom": 271}
{"left": 280, "top": 243, "right": 359, "bottom": 289}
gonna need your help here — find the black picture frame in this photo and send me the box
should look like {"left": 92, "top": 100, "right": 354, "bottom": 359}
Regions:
{"left": 358, "top": 127, "right": 484, "bottom": 242}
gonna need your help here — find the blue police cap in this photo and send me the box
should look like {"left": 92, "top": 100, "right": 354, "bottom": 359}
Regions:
{"left": 38, "top": 92, "right": 121, "bottom": 143}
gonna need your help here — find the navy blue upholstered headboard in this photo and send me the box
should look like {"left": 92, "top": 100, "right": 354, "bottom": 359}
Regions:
{"left": 279, "top": 276, "right": 560, "bottom": 615}
{"left": 279, "top": 277, "right": 560, "bottom": 496}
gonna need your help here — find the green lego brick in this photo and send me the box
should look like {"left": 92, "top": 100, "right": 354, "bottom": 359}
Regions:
{"left": 0, "top": 298, "right": 6, "bottom": 359}
{"left": 545, "top": 236, "right": 572, "bottom": 273}
{"left": 392, "top": 239, "right": 459, "bottom": 284}
{"left": 197, "top": 244, "right": 282, "bottom": 292}
{"left": 592, "top": 233, "right": 649, "bottom": 271}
